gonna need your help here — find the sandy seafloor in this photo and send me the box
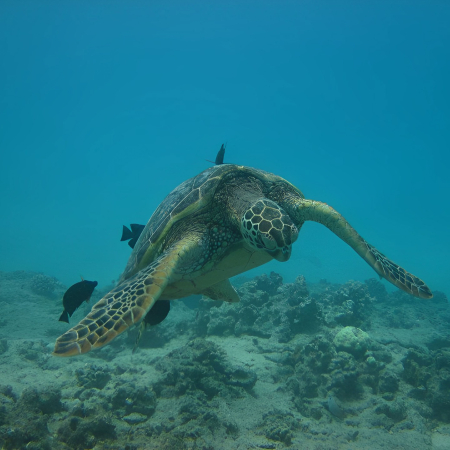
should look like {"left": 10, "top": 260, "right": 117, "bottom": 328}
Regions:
{"left": 0, "top": 270, "right": 450, "bottom": 450}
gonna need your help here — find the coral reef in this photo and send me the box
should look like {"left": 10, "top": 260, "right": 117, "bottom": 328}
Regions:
{"left": 0, "top": 385, "right": 62, "bottom": 450}
{"left": 195, "top": 272, "right": 321, "bottom": 343}
{"left": 258, "top": 409, "right": 300, "bottom": 445}
{"left": 30, "top": 273, "right": 59, "bottom": 297}
{"left": 152, "top": 339, "right": 257, "bottom": 399}
{"left": 0, "top": 270, "right": 449, "bottom": 449}
{"left": 333, "top": 326, "right": 372, "bottom": 357}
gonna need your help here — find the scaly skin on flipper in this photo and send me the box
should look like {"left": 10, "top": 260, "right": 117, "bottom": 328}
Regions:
{"left": 294, "top": 199, "right": 433, "bottom": 299}
{"left": 53, "top": 237, "right": 196, "bottom": 357}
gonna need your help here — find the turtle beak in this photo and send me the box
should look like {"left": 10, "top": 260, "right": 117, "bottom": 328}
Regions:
{"left": 270, "top": 245, "right": 292, "bottom": 262}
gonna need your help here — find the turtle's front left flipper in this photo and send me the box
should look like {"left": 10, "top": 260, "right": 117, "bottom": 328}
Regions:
{"left": 53, "top": 238, "right": 194, "bottom": 357}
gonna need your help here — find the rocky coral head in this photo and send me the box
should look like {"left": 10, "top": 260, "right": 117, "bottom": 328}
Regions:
{"left": 333, "top": 326, "right": 372, "bottom": 358}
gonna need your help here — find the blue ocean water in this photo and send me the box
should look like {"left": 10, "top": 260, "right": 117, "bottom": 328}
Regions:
{"left": 1, "top": 4, "right": 450, "bottom": 449}
{"left": 0, "top": 1, "right": 448, "bottom": 294}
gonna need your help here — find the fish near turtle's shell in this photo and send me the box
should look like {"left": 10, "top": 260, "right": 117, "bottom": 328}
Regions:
{"left": 119, "top": 165, "right": 229, "bottom": 282}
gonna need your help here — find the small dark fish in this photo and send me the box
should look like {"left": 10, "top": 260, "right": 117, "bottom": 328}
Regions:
{"left": 206, "top": 143, "right": 226, "bottom": 165}
{"left": 144, "top": 300, "right": 171, "bottom": 326}
{"left": 59, "top": 279, "right": 98, "bottom": 323}
{"left": 215, "top": 143, "right": 226, "bottom": 164}
{"left": 132, "top": 300, "right": 171, "bottom": 353}
{"left": 327, "top": 395, "right": 345, "bottom": 419}
{"left": 121, "top": 223, "right": 145, "bottom": 249}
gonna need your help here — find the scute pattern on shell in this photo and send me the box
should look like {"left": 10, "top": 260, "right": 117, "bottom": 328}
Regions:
{"left": 141, "top": 165, "right": 278, "bottom": 253}
{"left": 120, "top": 165, "right": 232, "bottom": 281}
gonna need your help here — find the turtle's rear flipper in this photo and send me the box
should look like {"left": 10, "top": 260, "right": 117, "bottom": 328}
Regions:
{"left": 201, "top": 279, "right": 240, "bottom": 303}
{"left": 294, "top": 199, "right": 433, "bottom": 299}
{"left": 53, "top": 239, "right": 192, "bottom": 357}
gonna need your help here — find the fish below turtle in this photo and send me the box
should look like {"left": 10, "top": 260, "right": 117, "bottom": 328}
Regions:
{"left": 59, "top": 279, "right": 98, "bottom": 323}
{"left": 53, "top": 163, "right": 432, "bottom": 357}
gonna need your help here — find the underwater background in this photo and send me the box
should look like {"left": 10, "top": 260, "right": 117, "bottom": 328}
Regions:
{"left": 1, "top": 1, "right": 449, "bottom": 292}
{"left": 0, "top": 2, "right": 449, "bottom": 449}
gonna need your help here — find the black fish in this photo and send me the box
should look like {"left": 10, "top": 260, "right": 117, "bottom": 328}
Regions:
{"left": 59, "top": 279, "right": 98, "bottom": 323}
{"left": 215, "top": 143, "right": 226, "bottom": 164}
{"left": 121, "top": 223, "right": 145, "bottom": 249}
{"left": 144, "top": 300, "right": 171, "bottom": 326}
{"left": 132, "top": 300, "right": 171, "bottom": 353}
{"left": 206, "top": 143, "right": 226, "bottom": 165}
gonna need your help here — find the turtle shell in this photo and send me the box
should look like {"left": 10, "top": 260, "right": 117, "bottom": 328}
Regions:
{"left": 120, "top": 165, "right": 228, "bottom": 281}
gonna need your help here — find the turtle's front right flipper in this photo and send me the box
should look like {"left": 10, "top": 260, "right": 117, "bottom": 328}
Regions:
{"left": 292, "top": 199, "right": 433, "bottom": 299}
{"left": 53, "top": 238, "right": 193, "bottom": 357}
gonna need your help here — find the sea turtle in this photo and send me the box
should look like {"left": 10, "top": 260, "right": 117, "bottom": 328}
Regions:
{"left": 53, "top": 164, "right": 432, "bottom": 357}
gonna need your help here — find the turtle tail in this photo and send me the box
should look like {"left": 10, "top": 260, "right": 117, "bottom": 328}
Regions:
{"left": 294, "top": 199, "right": 433, "bottom": 299}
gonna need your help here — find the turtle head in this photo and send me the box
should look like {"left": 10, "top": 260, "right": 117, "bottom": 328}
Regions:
{"left": 241, "top": 199, "right": 298, "bottom": 262}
